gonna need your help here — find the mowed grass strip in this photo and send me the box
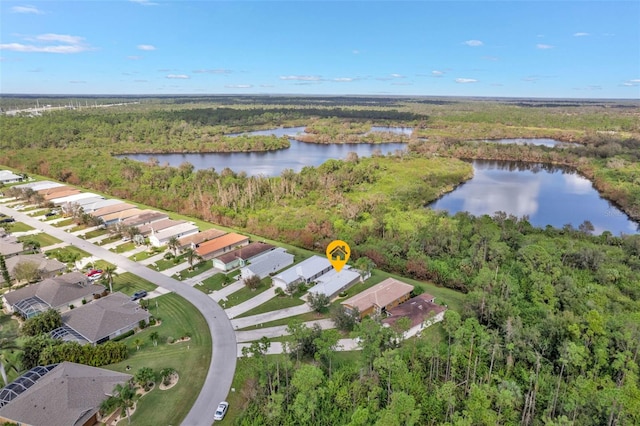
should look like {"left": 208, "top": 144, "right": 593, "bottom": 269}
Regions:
{"left": 7, "top": 222, "right": 34, "bottom": 233}
{"left": 233, "top": 292, "right": 306, "bottom": 319}
{"left": 112, "top": 272, "right": 157, "bottom": 296}
{"left": 104, "top": 293, "right": 212, "bottom": 426}
{"left": 18, "top": 232, "right": 63, "bottom": 247}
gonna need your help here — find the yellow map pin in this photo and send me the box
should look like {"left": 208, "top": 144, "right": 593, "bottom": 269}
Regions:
{"left": 326, "top": 240, "right": 351, "bottom": 272}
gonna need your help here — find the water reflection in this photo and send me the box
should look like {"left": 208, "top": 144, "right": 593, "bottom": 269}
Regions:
{"left": 472, "top": 138, "right": 578, "bottom": 148}
{"left": 429, "top": 160, "right": 638, "bottom": 235}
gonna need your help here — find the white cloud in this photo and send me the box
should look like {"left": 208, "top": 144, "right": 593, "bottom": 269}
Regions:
{"left": 536, "top": 44, "right": 554, "bottom": 49}
{"left": 225, "top": 84, "right": 252, "bottom": 88}
{"left": 464, "top": 40, "right": 483, "bottom": 47}
{"left": 333, "top": 77, "right": 354, "bottom": 82}
{"left": 279, "top": 75, "right": 322, "bottom": 81}
{"left": 432, "top": 70, "right": 445, "bottom": 76}
{"left": 130, "top": 0, "right": 158, "bottom": 6}
{"left": 137, "top": 44, "right": 156, "bottom": 51}
{"left": 127, "top": 55, "right": 142, "bottom": 60}
{"left": 630, "top": 79, "right": 640, "bottom": 83}
{"left": 166, "top": 74, "right": 189, "bottom": 79}
{"left": 0, "top": 33, "right": 93, "bottom": 54}
{"left": 455, "top": 78, "right": 478, "bottom": 83}
{"left": 390, "top": 73, "right": 405, "bottom": 78}
{"left": 11, "top": 5, "right": 44, "bottom": 14}
{"left": 573, "top": 32, "right": 589, "bottom": 37}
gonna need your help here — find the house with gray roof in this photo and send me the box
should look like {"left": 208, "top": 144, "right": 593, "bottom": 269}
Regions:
{"left": 272, "top": 255, "right": 333, "bottom": 292}
{"left": 52, "top": 292, "right": 150, "bottom": 345}
{"left": 138, "top": 218, "right": 185, "bottom": 236}
{"left": 212, "top": 242, "right": 275, "bottom": 271}
{"left": 3, "top": 254, "right": 66, "bottom": 284}
{"left": 240, "top": 247, "right": 295, "bottom": 280}
{"left": 148, "top": 222, "right": 199, "bottom": 247}
{"left": 0, "top": 170, "right": 23, "bottom": 185}
{"left": 3, "top": 272, "right": 105, "bottom": 318}
{"left": 11, "top": 180, "right": 63, "bottom": 192}
{"left": 0, "top": 232, "right": 25, "bottom": 259}
{"left": 306, "top": 266, "right": 361, "bottom": 299}
{"left": 0, "top": 362, "right": 131, "bottom": 426}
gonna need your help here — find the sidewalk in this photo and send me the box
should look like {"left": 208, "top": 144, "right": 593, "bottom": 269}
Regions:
{"left": 183, "top": 267, "right": 224, "bottom": 287}
{"left": 209, "top": 280, "right": 244, "bottom": 301}
{"left": 235, "top": 318, "right": 334, "bottom": 343}
{"left": 237, "top": 338, "right": 359, "bottom": 357}
{"left": 224, "top": 287, "right": 277, "bottom": 319}
{"left": 230, "top": 304, "right": 313, "bottom": 330}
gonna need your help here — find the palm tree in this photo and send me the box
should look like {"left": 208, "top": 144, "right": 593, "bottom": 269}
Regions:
{"left": 160, "top": 367, "right": 176, "bottom": 386}
{"left": 354, "top": 256, "right": 376, "bottom": 279}
{"left": 167, "top": 236, "right": 180, "bottom": 256}
{"left": 102, "top": 265, "right": 118, "bottom": 293}
{"left": 0, "top": 339, "right": 19, "bottom": 386}
{"left": 133, "top": 338, "right": 143, "bottom": 351}
{"left": 149, "top": 331, "right": 159, "bottom": 347}
{"left": 112, "top": 382, "right": 136, "bottom": 424}
{"left": 183, "top": 248, "right": 202, "bottom": 271}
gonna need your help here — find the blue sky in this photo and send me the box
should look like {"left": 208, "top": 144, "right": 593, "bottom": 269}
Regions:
{"left": 1, "top": 1, "right": 639, "bottom": 98}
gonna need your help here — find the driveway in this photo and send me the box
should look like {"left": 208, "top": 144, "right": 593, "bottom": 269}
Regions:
{"left": 0, "top": 203, "right": 236, "bottom": 426}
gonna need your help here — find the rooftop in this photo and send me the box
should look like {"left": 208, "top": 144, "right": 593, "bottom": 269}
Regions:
{"left": 100, "top": 208, "right": 145, "bottom": 223}
{"left": 150, "top": 222, "right": 199, "bottom": 241}
{"left": 12, "top": 181, "right": 62, "bottom": 192}
{"left": 382, "top": 293, "right": 446, "bottom": 329}
{"left": 177, "top": 228, "right": 227, "bottom": 248}
{"left": 0, "top": 362, "right": 131, "bottom": 426}
{"left": 44, "top": 188, "right": 81, "bottom": 201}
{"left": 341, "top": 277, "right": 414, "bottom": 313}
{"left": 90, "top": 202, "right": 136, "bottom": 218}
{"left": 121, "top": 210, "right": 169, "bottom": 227}
{"left": 306, "top": 266, "right": 360, "bottom": 298}
{"left": 273, "top": 255, "right": 331, "bottom": 285}
{"left": 195, "top": 233, "right": 249, "bottom": 256}
{"left": 215, "top": 242, "right": 274, "bottom": 264}
{"left": 60, "top": 292, "right": 150, "bottom": 344}
{"left": 242, "top": 248, "right": 294, "bottom": 278}
{"left": 5, "top": 254, "right": 66, "bottom": 276}
{"left": 138, "top": 218, "right": 185, "bottom": 235}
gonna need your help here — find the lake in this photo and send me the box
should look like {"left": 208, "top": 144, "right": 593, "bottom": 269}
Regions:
{"left": 472, "top": 138, "right": 578, "bottom": 148}
{"left": 428, "top": 160, "right": 638, "bottom": 235}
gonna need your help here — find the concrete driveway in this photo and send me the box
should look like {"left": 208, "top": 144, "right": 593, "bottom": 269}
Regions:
{"left": 0, "top": 203, "right": 236, "bottom": 426}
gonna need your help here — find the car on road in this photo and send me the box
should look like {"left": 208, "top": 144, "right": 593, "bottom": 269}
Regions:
{"left": 86, "top": 269, "right": 103, "bottom": 277}
{"left": 214, "top": 401, "right": 228, "bottom": 421}
{"left": 0, "top": 217, "right": 15, "bottom": 223}
{"left": 131, "top": 290, "right": 148, "bottom": 301}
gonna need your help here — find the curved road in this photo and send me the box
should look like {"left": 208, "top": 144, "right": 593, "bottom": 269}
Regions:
{"left": 0, "top": 204, "right": 236, "bottom": 426}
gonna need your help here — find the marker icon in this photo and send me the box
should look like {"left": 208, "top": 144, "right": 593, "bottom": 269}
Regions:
{"left": 326, "top": 240, "right": 350, "bottom": 272}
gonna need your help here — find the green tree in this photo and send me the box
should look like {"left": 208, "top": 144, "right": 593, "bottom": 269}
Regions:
{"left": 167, "top": 236, "right": 180, "bottom": 256}
{"left": 243, "top": 274, "right": 261, "bottom": 290}
{"left": 308, "top": 291, "right": 330, "bottom": 313}
{"left": 0, "top": 339, "right": 19, "bottom": 386}
{"left": 12, "top": 260, "right": 41, "bottom": 283}
{"left": 21, "top": 309, "right": 62, "bottom": 336}
{"left": 112, "top": 382, "right": 137, "bottom": 424}
{"left": 160, "top": 367, "right": 176, "bottom": 386}
{"left": 314, "top": 328, "right": 341, "bottom": 378}
{"left": 183, "top": 248, "right": 202, "bottom": 271}
{"left": 135, "top": 367, "right": 156, "bottom": 389}
{"left": 101, "top": 265, "right": 118, "bottom": 293}
{"left": 133, "top": 338, "right": 143, "bottom": 351}
{"left": 331, "top": 304, "right": 359, "bottom": 332}
{"left": 0, "top": 254, "right": 11, "bottom": 287}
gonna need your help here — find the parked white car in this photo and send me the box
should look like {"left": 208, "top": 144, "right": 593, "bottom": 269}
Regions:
{"left": 214, "top": 401, "right": 228, "bottom": 421}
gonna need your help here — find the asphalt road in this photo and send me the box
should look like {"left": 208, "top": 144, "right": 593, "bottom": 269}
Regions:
{"left": 0, "top": 204, "right": 236, "bottom": 426}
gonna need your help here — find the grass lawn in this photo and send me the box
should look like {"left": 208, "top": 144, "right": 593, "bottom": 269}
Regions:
{"left": 69, "top": 224, "right": 88, "bottom": 232}
{"left": 111, "top": 241, "right": 136, "bottom": 254}
{"left": 172, "top": 261, "right": 212, "bottom": 280}
{"left": 27, "top": 209, "right": 47, "bottom": 217}
{"left": 112, "top": 272, "right": 157, "bottom": 296}
{"left": 152, "top": 254, "right": 186, "bottom": 272}
{"left": 51, "top": 218, "right": 75, "bottom": 227}
{"left": 194, "top": 272, "right": 232, "bottom": 294}
{"left": 220, "top": 279, "right": 271, "bottom": 309}
{"left": 128, "top": 249, "right": 159, "bottom": 262}
{"left": 234, "top": 293, "right": 306, "bottom": 319}
{"left": 44, "top": 245, "right": 90, "bottom": 262}
{"left": 17, "top": 232, "right": 63, "bottom": 247}
{"left": 104, "top": 293, "right": 211, "bottom": 426}
{"left": 98, "top": 234, "right": 122, "bottom": 245}
{"left": 83, "top": 228, "right": 108, "bottom": 239}
{"left": 238, "top": 311, "right": 323, "bottom": 331}
{"left": 7, "top": 222, "right": 34, "bottom": 233}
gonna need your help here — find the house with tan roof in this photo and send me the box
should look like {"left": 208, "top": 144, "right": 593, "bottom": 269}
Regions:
{"left": 382, "top": 293, "right": 447, "bottom": 339}
{"left": 195, "top": 233, "right": 249, "bottom": 261}
{"left": 52, "top": 292, "right": 150, "bottom": 345}
{"left": 100, "top": 208, "right": 145, "bottom": 226}
{"left": 138, "top": 218, "right": 185, "bottom": 236}
{"left": 120, "top": 210, "right": 169, "bottom": 228}
{"left": 90, "top": 202, "right": 136, "bottom": 220}
{"left": 43, "top": 188, "right": 81, "bottom": 201}
{"left": 177, "top": 228, "right": 227, "bottom": 251}
{"left": 3, "top": 254, "right": 66, "bottom": 284}
{"left": 212, "top": 242, "right": 274, "bottom": 271}
{"left": 3, "top": 271, "right": 105, "bottom": 318}
{"left": 341, "top": 277, "right": 414, "bottom": 319}
{"left": 0, "top": 362, "right": 131, "bottom": 426}
{"left": 148, "top": 222, "right": 199, "bottom": 247}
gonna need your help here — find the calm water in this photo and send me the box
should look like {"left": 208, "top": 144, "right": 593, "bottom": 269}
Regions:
{"left": 473, "top": 138, "right": 578, "bottom": 148}
{"left": 227, "top": 126, "right": 307, "bottom": 138}
{"left": 429, "top": 160, "right": 638, "bottom": 235}
{"left": 120, "top": 139, "right": 407, "bottom": 176}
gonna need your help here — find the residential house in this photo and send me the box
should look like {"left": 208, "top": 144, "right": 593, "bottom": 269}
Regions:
{"left": 50, "top": 192, "right": 101, "bottom": 207}
{"left": 76, "top": 198, "right": 121, "bottom": 214}
{"left": 148, "top": 222, "right": 199, "bottom": 248}
{"left": 195, "top": 233, "right": 250, "bottom": 261}
{"left": 306, "top": 266, "right": 361, "bottom": 299}
{"left": 212, "top": 242, "right": 274, "bottom": 271}
{"left": 12, "top": 180, "right": 62, "bottom": 192}
{"left": 0, "top": 231, "right": 26, "bottom": 259}
{"left": 341, "top": 277, "right": 414, "bottom": 319}
{"left": 271, "top": 255, "right": 333, "bottom": 291}
{"left": 177, "top": 228, "right": 227, "bottom": 251}
{"left": 0, "top": 170, "right": 23, "bottom": 185}
{"left": 3, "top": 272, "right": 105, "bottom": 318}
{"left": 89, "top": 203, "right": 136, "bottom": 220}
{"left": 4, "top": 254, "right": 66, "bottom": 284}
{"left": 138, "top": 218, "right": 186, "bottom": 237}
{"left": 382, "top": 293, "right": 447, "bottom": 339}
{"left": 0, "top": 362, "right": 131, "bottom": 426}
{"left": 51, "top": 292, "right": 150, "bottom": 345}
{"left": 120, "top": 210, "right": 169, "bottom": 228}
{"left": 240, "top": 247, "right": 295, "bottom": 280}
{"left": 100, "top": 208, "right": 145, "bottom": 227}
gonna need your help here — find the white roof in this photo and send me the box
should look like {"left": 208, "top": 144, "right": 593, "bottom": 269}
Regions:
{"left": 79, "top": 198, "right": 122, "bottom": 213}
{"left": 51, "top": 192, "right": 101, "bottom": 205}
{"left": 242, "top": 248, "right": 294, "bottom": 278}
{"left": 150, "top": 222, "right": 199, "bottom": 242}
{"left": 0, "top": 170, "right": 22, "bottom": 181}
{"left": 12, "top": 181, "right": 63, "bottom": 191}
{"left": 273, "top": 255, "right": 331, "bottom": 285}
{"left": 68, "top": 196, "right": 105, "bottom": 208}
{"left": 307, "top": 266, "right": 360, "bottom": 298}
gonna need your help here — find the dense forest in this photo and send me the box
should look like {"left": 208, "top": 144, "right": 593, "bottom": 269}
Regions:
{"left": 1, "top": 97, "right": 640, "bottom": 424}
